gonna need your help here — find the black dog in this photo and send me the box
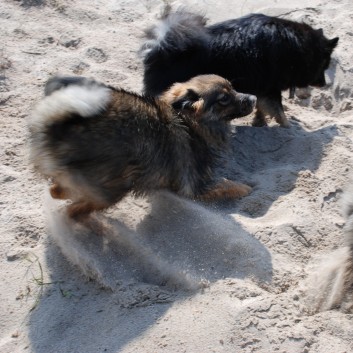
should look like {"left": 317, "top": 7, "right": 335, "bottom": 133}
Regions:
{"left": 139, "top": 8, "right": 339, "bottom": 127}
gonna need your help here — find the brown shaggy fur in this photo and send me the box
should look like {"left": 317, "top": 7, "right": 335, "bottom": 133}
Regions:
{"left": 28, "top": 75, "right": 256, "bottom": 219}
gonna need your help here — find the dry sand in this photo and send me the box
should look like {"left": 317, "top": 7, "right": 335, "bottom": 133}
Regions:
{"left": 1, "top": 0, "right": 353, "bottom": 352}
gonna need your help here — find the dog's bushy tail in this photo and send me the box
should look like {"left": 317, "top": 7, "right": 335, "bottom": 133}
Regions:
{"left": 337, "top": 183, "right": 353, "bottom": 307}
{"left": 28, "top": 76, "right": 113, "bottom": 176}
{"left": 139, "top": 6, "right": 209, "bottom": 62}
{"left": 323, "top": 182, "right": 353, "bottom": 311}
{"left": 29, "top": 76, "right": 112, "bottom": 132}
{"left": 303, "top": 183, "right": 353, "bottom": 313}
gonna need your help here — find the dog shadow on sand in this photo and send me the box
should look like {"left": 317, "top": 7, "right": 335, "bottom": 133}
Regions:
{"left": 221, "top": 118, "right": 339, "bottom": 216}
{"left": 28, "top": 190, "right": 272, "bottom": 353}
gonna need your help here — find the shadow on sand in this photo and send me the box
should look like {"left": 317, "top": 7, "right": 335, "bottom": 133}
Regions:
{"left": 220, "top": 119, "right": 338, "bottom": 216}
{"left": 28, "top": 190, "right": 272, "bottom": 353}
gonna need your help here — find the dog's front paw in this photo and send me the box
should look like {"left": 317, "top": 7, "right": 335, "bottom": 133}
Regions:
{"left": 199, "top": 178, "right": 252, "bottom": 202}
{"left": 233, "top": 182, "right": 252, "bottom": 198}
{"left": 277, "top": 116, "right": 291, "bottom": 128}
{"left": 221, "top": 179, "right": 252, "bottom": 198}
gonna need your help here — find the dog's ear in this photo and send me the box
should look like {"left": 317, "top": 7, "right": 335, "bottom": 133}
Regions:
{"left": 171, "top": 89, "right": 200, "bottom": 111}
{"left": 329, "top": 37, "right": 339, "bottom": 49}
{"left": 316, "top": 28, "right": 324, "bottom": 36}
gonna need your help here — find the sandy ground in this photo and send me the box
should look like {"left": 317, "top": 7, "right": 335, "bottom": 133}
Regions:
{"left": 1, "top": 0, "right": 353, "bottom": 352}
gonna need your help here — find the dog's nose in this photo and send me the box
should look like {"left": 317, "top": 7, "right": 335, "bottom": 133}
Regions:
{"left": 238, "top": 93, "right": 257, "bottom": 108}
{"left": 247, "top": 94, "right": 257, "bottom": 107}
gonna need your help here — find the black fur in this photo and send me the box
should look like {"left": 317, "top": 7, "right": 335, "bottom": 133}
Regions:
{"left": 140, "top": 10, "right": 339, "bottom": 127}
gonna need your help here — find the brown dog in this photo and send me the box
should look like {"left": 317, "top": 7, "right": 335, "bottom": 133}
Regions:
{"left": 29, "top": 74, "right": 256, "bottom": 219}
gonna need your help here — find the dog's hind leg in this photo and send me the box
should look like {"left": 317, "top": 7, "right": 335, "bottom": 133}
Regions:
{"left": 66, "top": 185, "right": 130, "bottom": 220}
{"left": 289, "top": 86, "right": 296, "bottom": 99}
{"left": 67, "top": 199, "right": 111, "bottom": 220}
{"left": 199, "top": 178, "right": 252, "bottom": 202}
{"left": 253, "top": 95, "right": 290, "bottom": 128}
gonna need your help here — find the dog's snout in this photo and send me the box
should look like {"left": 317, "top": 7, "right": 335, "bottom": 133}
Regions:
{"left": 230, "top": 92, "right": 257, "bottom": 117}
{"left": 237, "top": 93, "right": 257, "bottom": 108}
{"left": 246, "top": 94, "right": 257, "bottom": 107}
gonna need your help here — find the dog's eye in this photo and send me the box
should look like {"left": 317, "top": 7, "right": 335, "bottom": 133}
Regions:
{"left": 217, "top": 94, "right": 231, "bottom": 106}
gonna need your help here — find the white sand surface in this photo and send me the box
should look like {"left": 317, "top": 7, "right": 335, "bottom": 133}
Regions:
{"left": 1, "top": 0, "right": 353, "bottom": 352}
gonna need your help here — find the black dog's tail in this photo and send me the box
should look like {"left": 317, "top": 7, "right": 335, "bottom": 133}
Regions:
{"left": 139, "top": 6, "right": 209, "bottom": 62}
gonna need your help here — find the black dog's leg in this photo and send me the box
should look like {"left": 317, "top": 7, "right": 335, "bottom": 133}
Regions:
{"left": 289, "top": 86, "right": 296, "bottom": 99}
{"left": 252, "top": 107, "right": 267, "bottom": 127}
{"left": 253, "top": 94, "right": 290, "bottom": 128}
